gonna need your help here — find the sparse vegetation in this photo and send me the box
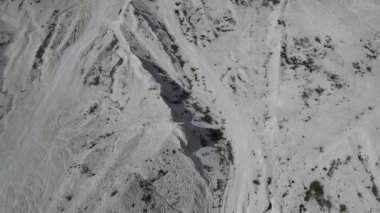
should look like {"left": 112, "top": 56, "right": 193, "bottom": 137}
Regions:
{"left": 64, "top": 194, "right": 73, "bottom": 201}
{"left": 208, "top": 128, "right": 225, "bottom": 142}
{"left": 226, "top": 141, "right": 234, "bottom": 163}
{"left": 327, "top": 159, "right": 343, "bottom": 178}
{"left": 171, "top": 44, "right": 179, "bottom": 53}
{"left": 282, "top": 191, "right": 288, "bottom": 198}
{"left": 111, "top": 190, "right": 118, "bottom": 197}
{"left": 263, "top": 0, "right": 280, "bottom": 7}
{"left": 339, "top": 204, "right": 347, "bottom": 212}
{"left": 80, "top": 164, "right": 95, "bottom": 177}
{"left": 174, "top": 1, "right": 236, "bottom": 47}
{"left": 87, "top": 103, "right": 98, "bottom": 114}
{"left": 304, "top": 181, "right": 332, "bottom": 210}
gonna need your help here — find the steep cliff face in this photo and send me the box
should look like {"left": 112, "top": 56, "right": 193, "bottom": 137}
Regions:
{"left": 0, "top": 0, "right": 380, "bottom": 212}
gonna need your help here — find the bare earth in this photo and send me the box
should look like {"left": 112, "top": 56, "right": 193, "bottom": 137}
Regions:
{"left": 0, "top": 0, "right": 380, "bottom": 212}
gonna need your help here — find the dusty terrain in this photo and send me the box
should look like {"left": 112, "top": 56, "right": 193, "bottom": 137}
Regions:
{"left": 0, "top": 0, "right": 380, "bottom": 212}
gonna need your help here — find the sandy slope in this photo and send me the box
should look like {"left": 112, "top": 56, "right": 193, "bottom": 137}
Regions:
{"left": 0, "top": 0, "right": 380, "bottom": 213}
